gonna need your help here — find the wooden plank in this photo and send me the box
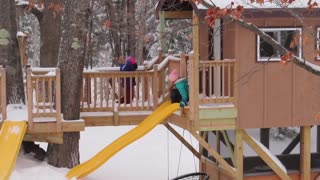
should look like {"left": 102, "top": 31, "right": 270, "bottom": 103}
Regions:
{"left": 163, "top": 11, "right": 193, "bottom": 19}
{"left": 300, "top": 126, "right": 311, "bottom": 180}
{"left": 199, "top": 108, "right": 237, "bottom": 119}
{"left": 0, "top": 67, "right": 6, "bottom": 121}
{"left": 152, "top": 65, "right": 159, "bottom": 109}
{"left": 27, "top": 68, "right": 33, "bottom": 131}
{"left": 199, "top": 118, "right": 236, "bottom": 131}
{"left": 241, "top": 130, "right": 291, "bottom": 180}
{"left": 234, "top": 129, "right": 243, "bottom": 180}
{"left": 190, "top": 12, "right": 200, "bottom": 129}
{"left": 221, "top": 130, "right": 234, "bottom": 166}
{"left": 24, "top": 132, "right": 63, "bottom": 144}
{"left": 191, "top": 131, "right": 237, "bottom": 178}
{"left": 55, "top": 68, "right": 62, "bottom": 132}
{"left": 27, "top": 120, "right": 85, "bottom": 133}
{"left": 164, "top": 123, "right": 201, "bottom": 159}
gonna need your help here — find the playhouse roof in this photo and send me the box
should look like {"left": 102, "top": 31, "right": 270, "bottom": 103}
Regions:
{"left": 156, "top": 0, "right": 320, "bottom": 19}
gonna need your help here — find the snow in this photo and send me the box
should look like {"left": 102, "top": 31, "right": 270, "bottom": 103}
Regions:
{"left": 6, "top": 104, "right": 28, "bottom": 121}
{"left": 17, "top": 31, "right": 27, "bottom": 37}
{"left": 11, "top": 125, "right": 200, "bottom": 180}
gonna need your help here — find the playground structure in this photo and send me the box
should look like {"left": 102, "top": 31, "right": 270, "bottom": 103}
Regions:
{"left": 1, "top": 1, "right": 320, "bottom": 180}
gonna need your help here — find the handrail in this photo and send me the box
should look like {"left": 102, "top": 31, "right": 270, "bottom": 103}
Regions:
{"left": 27, "top": 68, "right": 62, "bottom": 132}
{"left": 0, "top": 66, "right": 6, "bottom": 121}
{"left": 198, "top": 59, "right": 237, "bottom": 104}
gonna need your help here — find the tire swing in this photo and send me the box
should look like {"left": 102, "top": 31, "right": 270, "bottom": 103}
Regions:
{"left": 171, "top": 172, "right": 209, "bottom": 180}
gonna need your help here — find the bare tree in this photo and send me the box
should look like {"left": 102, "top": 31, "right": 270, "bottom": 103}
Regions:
{"left": 0, "top": 0, "right": 25, "bottom": 104}
{"left": 16, "top": 0, "right": 63, "bottom": 67}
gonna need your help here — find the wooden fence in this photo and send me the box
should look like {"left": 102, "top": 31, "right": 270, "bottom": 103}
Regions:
{"left": 0, "top": 66, "right": 6, "bottom": 121}
{"left": 199, "top": 59, "right": 237, "bottom": 104}
{"left": 80, "top": 54, "right": 184, "bottom": 112}
{"left": 26, "top": 68, "right": 61, "bottom": 131}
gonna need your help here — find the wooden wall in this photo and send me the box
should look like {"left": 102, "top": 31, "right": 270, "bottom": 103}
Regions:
{"left": 223, "top": 17, "right": 320, "bottom": 128}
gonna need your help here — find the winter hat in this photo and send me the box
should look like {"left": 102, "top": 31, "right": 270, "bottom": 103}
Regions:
{"left": 169, "top": 69, "right": 179, "bottom": 83}
{"left": 126, "top": 56, "right": 136, "bottom": 64}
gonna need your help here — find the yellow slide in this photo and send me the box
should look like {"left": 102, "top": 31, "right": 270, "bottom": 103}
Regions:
{"left": 66, "top": 101, "right": 180, "bottom": 179}
{"left": 0, "top": 121, "right": 27, "bottom": 180}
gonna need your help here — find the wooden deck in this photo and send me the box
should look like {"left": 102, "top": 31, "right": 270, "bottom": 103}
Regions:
{"left": 0, "top": 53, "right": 237, "bottom": 144}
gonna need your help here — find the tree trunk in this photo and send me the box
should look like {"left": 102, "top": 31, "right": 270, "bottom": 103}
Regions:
{"left": 39, "top": 0, "right": 62, "bottom": 67}
{"left": 105, "top": 0, "right": 122, "bottom": 66}
{"left": 47, "top": 0, "right": 89, "bottom": 168}
{"left": 0, "top": 0, "right": 25, "bottom": 104}
{"left": 126, "top": 0, "right": 136, "bottom": 57}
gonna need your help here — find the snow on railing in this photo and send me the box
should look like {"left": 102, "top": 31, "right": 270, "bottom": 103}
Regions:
{"left": 0, "top": 66, "right": 6, "bottom": 121}
{"left": 80, "top": 53, "right": 191, "bottom": 112}
{"left": 26, "top": 68, "right": 61, "bottom": 132}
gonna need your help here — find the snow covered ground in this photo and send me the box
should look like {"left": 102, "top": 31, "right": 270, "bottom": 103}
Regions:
{"left": 11, "top": 125, "right": 200, "bottom": 180}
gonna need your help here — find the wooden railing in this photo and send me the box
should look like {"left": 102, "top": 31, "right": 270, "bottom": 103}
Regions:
{"left": 26, "top": 68, "right": 61, "bottom": 131}
{"left": 199, "top": 59, "right": 237, "bottom": 104}
{"left": 0, "top": 66, "right": 6, "bottom": 121}
{"left": 80, "top": 54, "right": 187, "bottom": 112}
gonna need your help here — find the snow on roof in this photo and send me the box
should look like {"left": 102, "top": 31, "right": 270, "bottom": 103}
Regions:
{"left": 199, "top": 0, "right": 311, "bottom": 9}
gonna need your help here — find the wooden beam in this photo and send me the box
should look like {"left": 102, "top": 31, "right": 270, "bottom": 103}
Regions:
{"left": 234, "top": 129, "right": 243, "bottom": 180}
{"left": 191, "top": 131, "right": 237, "bottom": 178}
{"left": 163, "top": 11, "right": 193, "bottom": 19}
{"left": 164, "top": 123, "right": 201, "bottom": 159}
{"left": 189, "top": 12, "right": 200, "bottom": 129}
{"left": 300, "top": 126, "right": 311, "bottom": 180}
{"left": 241, "top": 130, "right": 291, "bottom": 180}
{"left": 24, "top": 132, "right": 63, "bottom": 144}
{"left": 0, "top": 67, "right": 6, "bottom": 121}
{"left": 221, "top": 130, "right": 234, "bottom": 166}
{"left": 27, "top": 120, "right": 85, "bottom": 133}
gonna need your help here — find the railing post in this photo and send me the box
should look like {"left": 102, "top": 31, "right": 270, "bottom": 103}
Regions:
{"left": 143, "top": 64, "right": 149, "bottom": 103}
{"left": 189, "top": 53, "right": 199, "bottom": 130}
{"left": 152, "top": 65, "right": 159, "bottom": 109}
{"left": 55, "top": 68, "right": 62, "bottom": 132}
{"left": 27, "top": 68, "right": 33, "bottom": 131}
{"left": 180, "top": 53, "right": 187, "bottom": 78}
{"left": 234, "top": 60, "right": 238, "bottom": 106}
{"left": 158, "top": 48, "right": 163, "bottom": 64}
{"left": 0, "top": 66, "right": 6, "bottom": 121}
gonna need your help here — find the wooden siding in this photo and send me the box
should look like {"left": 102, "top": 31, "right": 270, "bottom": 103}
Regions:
{"left": 225, "top": 17, "right": 320, "bottom": 128}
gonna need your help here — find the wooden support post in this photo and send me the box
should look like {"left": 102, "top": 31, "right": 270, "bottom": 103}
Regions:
{"left": 0, "top": 67, "right": 6, "bottom": 121}
{"left": 152, "top": 65, "right": 159, "bottom": 109}
{"left": 189, "top": 12, "right": 200, "bottom": 129}
{"left": 55, "top": 68, "right": 62, "bottom": 132}
{"left": 300, "top": 126, "right": 311, "bottom": 180}
{"left": 200, "top": 131, "right": 208, "bottom": 157}
{"left": 180, "top": 53, "right": 187, "bottom": 78}
{"left": 234, "top": 129, "right": 243, "bottom": 180}
{"left": 191, "top": 131, "right": 237, "bottom": 178}
{"left": 241, "top": 130, "right": 291, "bottom": 180}
{"left": 27, "top": 68, "right": 33, "bottom": 131}
{"left": 317, "top": 126, "right": 320, "bottom": 152}
{"left": 221, "top": 130, "right": 235, "bottom": 166}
